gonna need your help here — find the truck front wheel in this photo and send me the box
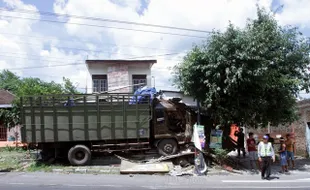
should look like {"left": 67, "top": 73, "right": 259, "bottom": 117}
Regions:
{"left": 157, "top": 139, "right": 178, "bottom": 156}
{"left": 68, "top": 145, "right": 91, "bottom": 166}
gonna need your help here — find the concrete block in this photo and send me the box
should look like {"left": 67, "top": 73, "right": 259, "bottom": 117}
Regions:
{"left": 120, "top": 160, "right": 171, "bottom": 174}
{"left": 52, "top": 169, "right": 64, "bottom": 173}
{"left": 75, "top": 168, "right": 87, "bottom": 173}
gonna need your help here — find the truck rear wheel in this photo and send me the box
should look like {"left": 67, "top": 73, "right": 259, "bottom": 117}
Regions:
{"left": 68, "top": 145, "right": 91, "bottom": 166}
{"left": 157, "top": 139, "right": 178, "bottom": 156}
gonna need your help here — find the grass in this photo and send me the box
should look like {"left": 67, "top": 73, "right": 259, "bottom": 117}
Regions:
{"left": 0, "top": 148, "right": 120, "bottom": 174}
{"left": 25, "top": 162, "right": 65, "bottom": 172}
{"left": 0, "top": 146, "right": 28, "bottom": 171}
{"left": 0, "top": 147, "right": 66, "bottom": 172}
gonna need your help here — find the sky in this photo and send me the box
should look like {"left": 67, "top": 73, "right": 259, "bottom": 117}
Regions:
{"left": 0, "top": 0, "right": 310, "bottom": 96}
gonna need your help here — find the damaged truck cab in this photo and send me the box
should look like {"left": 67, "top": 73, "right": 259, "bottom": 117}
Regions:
{"left": 20, "top": 93, "right": 195, "bottom": 166}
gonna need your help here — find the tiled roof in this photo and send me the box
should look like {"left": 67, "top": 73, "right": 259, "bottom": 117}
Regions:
{"left": 0, "top": 90, "right": 15, "bottom": 105}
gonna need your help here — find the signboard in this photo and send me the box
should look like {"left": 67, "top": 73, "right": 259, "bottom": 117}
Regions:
{"left": 107, "top": 65, "right": 130, "bottom": 93}
{"left": 210, "top": 129, "right": 223, "bottom": 149}
{"left": 191, "top": 124, "right": 205, "bottom": 151}
{"left": 191, "top": 124, "right": 207, "bottom": 175}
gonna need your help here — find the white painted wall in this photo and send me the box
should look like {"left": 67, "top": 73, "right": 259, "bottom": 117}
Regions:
{"left": 86, "top": 62, "right": 153, "bottom": 93}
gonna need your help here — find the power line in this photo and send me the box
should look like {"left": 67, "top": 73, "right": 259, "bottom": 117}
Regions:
{"left": 126, "top": 53, "right": 183, "bottom": 60}
{"left": 0, "top": 14, "right": 208, "bottom": 39}
{"left": 0, "top": 51, "right": 183, "bottom": 62}
{"left": 7, "top": 62, "right": 84, "bottom": 70}
{"left": 0, "top": 54, "right": 86, "bottom": 64}
{"left": 0, "top": 32, "right": 172, "bottom": 51}
{"left": 0, "top": 8, "right": 212, "bottom": 34}
{"left": 2, "top": 40, "right": 180, "bottom": 57}
{"left": 3, "top": 40, "right": 132, "bottom": 55}
{"left": 1, "top": 54, "right": 182, "bottom": 71}
{"left": 0, "top": 51, "right": 86, "bottom": 62}
{"left": 0, "top": 52, "right": 182, "bottom": 65}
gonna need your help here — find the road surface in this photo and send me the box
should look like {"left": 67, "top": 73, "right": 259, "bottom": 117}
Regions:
{"left": 1, "top": 171, "right": 310, "bottom": 190}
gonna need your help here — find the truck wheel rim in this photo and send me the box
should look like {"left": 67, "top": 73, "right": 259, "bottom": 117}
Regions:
{"left": 75, "top": 151, "right": 85, "bottom": 160}
{"left": 164, "top": 144, "right": 173, "bottom": 154}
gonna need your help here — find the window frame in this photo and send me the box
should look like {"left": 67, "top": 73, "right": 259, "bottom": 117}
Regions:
{"left": 92, "top": 75, "right": 108, "bottom": 92}
{"left": 132, "top": 74, "right": 147, "bottom": 92}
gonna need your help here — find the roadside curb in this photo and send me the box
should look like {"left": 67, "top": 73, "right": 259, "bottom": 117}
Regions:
{"left": 52, "top": 166, "right": 121, "bottom": 174}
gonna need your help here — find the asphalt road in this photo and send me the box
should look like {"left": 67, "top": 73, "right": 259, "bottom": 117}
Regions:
{"left": 1, "top": 172, "right": 310, "bottom": 190}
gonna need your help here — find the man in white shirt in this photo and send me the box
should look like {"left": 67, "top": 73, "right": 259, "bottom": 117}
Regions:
{"left": 258, "top": 135, "right": 275, "bottom": 180}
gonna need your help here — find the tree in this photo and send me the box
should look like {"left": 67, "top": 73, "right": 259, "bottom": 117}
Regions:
{"left": 0, "top": 70, "right": 79, "bottom": 127}
{"left": 62, "top": 77, "right": 78, "bottom": 94}
{"left": 0, "top": 70, "right": 21, "bottom": 93}
{"left": 173, "top": 8, "right": 310, "bottom": 128}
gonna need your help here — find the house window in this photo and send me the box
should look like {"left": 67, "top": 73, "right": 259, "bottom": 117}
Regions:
{"left": 132, "top": 75, "right": 147, "bottom": 92}
{"left": 92, "top": 75, "right": 108, "bottom": 92}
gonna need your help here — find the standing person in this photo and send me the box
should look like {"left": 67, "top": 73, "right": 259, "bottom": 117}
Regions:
{"left": 278, "top": 137, "right": 288, "bottom": 173}
{"left": 235, "top": 128, "right": 245, "bottom": 158}
{"left": 247, "top": 132, "right": 260, "bottom": 170}
{"left": 258, "top": 135, "right": 275, "bottom": 180}
{"left": 266, "top": 134, "right": 275, "bottom": 147}
{"left": 286, "top": 134, "right": 295, "bottom": 169}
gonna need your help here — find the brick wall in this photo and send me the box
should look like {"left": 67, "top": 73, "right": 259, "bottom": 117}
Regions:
{"left": 246, "top": 100, "right": 310, "bottom": 157}
{"left": 247, "top": 124, "right": 307, "bottom": 156}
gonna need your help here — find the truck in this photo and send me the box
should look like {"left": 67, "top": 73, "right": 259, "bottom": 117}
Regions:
{"left": 20, "top": 92, "right": 196, "bottom": 166}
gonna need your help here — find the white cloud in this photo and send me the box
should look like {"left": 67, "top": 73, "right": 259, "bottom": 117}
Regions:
{"left": 52, "top": 0, "right": 275, "bottom": 91}
{"left": 275, "top": 0, "right": 310, "bottom": 28}
{"left": 2, "top": 0, "right": 310, "bottom": 94}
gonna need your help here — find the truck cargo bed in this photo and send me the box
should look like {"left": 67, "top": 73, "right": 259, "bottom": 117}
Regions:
{"left": 21, "top": 94, "right": 151, "bottom": 143}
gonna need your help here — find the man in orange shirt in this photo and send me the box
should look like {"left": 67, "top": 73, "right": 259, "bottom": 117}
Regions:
{"left": 286, "top": 134, "right": 295, "bottom": 169}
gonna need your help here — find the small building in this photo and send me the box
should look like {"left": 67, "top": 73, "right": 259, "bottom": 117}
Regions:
{"left": 86, "top": 60, "right": 157, "bottom": 93}
{"left": 0, "top": 90, "right": 19, "bottom": 142}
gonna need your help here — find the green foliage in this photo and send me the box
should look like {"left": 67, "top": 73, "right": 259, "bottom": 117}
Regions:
{"left": 173, "top": 7, "right": 310, "bottom": 127}
{"left": 0, "top": 70, "right": 21, "bottom": 93}
{"left": 0, "top": 70, "right": 79, "bottom": 128}
{"left": 0, "top": 107, "right": 20, "bottom": 128}
{"left": 0, "top": 148, "right": 28, "bottom": 172}
{"left": 0, "top": 145, "right": 25, "bottom": 152}
{"left": 213, "top": 148, "right": 229, "bottom": 164}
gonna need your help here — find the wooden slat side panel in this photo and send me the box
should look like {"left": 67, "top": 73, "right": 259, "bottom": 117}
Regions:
{"left": 21, "top": 95, "right": 152, "bottom": 143}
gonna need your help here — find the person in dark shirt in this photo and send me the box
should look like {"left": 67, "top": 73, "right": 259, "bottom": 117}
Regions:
{"left": 235, "top": 128, "right": 245, "bottom": 158}
{"left": 247, "top": 132, "right": 260, "bottom": 169}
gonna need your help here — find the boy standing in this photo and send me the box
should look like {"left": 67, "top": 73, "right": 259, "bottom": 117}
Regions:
{"left": 286, "top": 134, "right": 295, "bottom": 169}
{"left": 247, "top": 132, "right": 260, "bottom": 170}
{"left": 278, "top": 137, "right": 288, "bottom": 173}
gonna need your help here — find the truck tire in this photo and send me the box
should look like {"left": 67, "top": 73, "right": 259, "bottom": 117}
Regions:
{"left": 157, "top": 139, "right": 178, "bottom": 156}
{"left": 68, "top": 145, "right": 91, "bottom": 166}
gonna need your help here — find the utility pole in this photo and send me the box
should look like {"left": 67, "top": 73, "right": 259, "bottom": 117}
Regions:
{"left": 152, "top": 76, "right": 155, "bottom": 88}
{"left": 197, "top": 100, "right": 201, "bottom": 125}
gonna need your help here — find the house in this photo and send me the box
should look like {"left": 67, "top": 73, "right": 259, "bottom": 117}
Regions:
{"left": 0, "top": 89, "right": 15, "bottom": 141}
{"left": 0, "top": 90, "right": 21, "bottom": 144}
{"left": 86, "top": 60, "right": 157, "bottom": 93}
